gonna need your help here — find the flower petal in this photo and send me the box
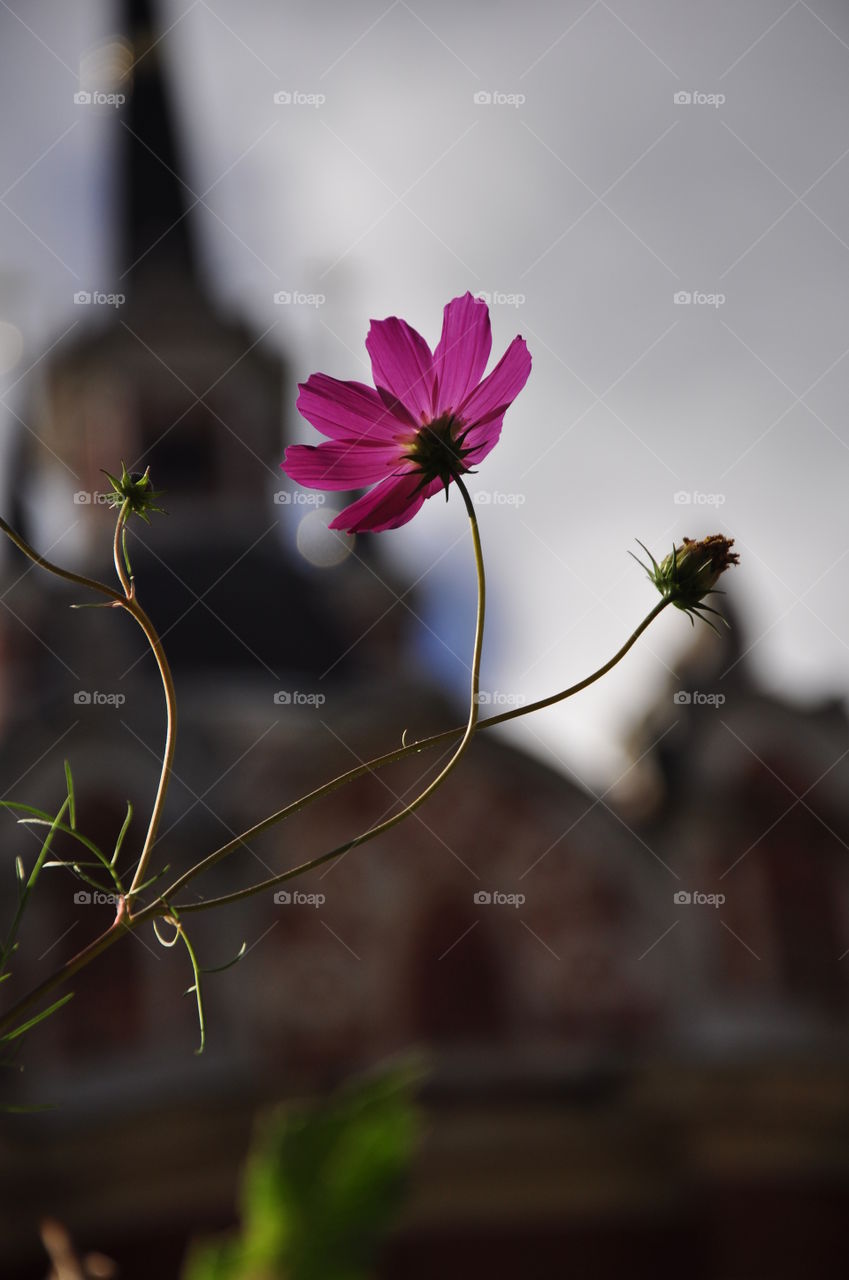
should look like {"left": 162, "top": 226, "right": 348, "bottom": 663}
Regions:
{"left": 462, "top": 412, "right": 506, "bottom": 468}
{"left": 432, "top": 292, "right": 491, "bottom": 415}
{"left": 329, "top": 471, "right": 442, "bottom": 534}
{"left": 457, "top": 336, "right": 531, "bottom": 429}
{"left": 365, "top": 318, "right": 435, "bottom": 422}
{"left": 282, "top": 440, "right": 401, "bottom": 491}
{"left": 297, "top": 374, "right": 406, "bottom": 442}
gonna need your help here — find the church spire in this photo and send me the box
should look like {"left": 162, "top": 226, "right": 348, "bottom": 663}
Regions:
{"left": 120, "top": 0, "right": 198, "bottom": 288}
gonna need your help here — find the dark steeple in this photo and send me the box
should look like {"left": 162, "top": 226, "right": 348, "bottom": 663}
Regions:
{"left": 120, "top": 0, "right": 198, "bottom": 288}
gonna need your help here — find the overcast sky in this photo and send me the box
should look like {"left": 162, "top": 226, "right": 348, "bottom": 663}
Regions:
{"left": 1, "top": 0, "right": 848, "bottom": 786}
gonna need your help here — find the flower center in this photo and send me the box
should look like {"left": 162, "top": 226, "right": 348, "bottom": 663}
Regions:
{"left": 403, "top": 414, "right": 474, "bottom": 489}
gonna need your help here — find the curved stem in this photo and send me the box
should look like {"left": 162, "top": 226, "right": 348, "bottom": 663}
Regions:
{"left": 140, "top": 470, "right": 487, "bottom": 919}
{"left": 161, "top": 595, "right": 668, "bottom": 914}
{"left": 1, "top": 591, "right": 668, "bottom": 1030}
{"left": 0, "top": 517, "right": 121, "bottom": 602}
{"left": 107, "top": 505, "right": 178, "bottom": 901}
{"left": 0, "top": 513, "right": 177, "bottom": 907}
{"left": 112, "top": 500, "right": 133, "bottom": 598}
{"left": 0, "top": 505, "right": 669, "bottom": 1034}
{"left": 123, "top": 598, "right": 178, "bottom": 903}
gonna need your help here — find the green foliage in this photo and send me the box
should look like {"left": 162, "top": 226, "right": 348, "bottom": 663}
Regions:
{"left": 182, "top": 1068, "right": 420, "bottom": 1280}
{"left": 0, "top": 764, "right": 135, "bottom": 1072}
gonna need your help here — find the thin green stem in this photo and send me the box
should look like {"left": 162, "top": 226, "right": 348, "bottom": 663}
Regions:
{"left": 109, "top": 504, "right": 177, "bottom": 903}
{"left": 159, "top": 596, "right": 669, "bottom": 915}
{"left": 123, "top": 597, "right": 177, "bottom": 903}
{"left": 0, "top": 514, "right": 178, "bottom": 908}
{"left": 108, "top": 499, "right": 177, "bottom": 901}
{"left": 0, "top": 505, "right": 670, "bottom": 1039}
{"left": 0, "top": 517, "right": 121, "bottom": 602}
{"left": 0, "top": 594, "right": 668, "bottom": 1031}
{"left": 112, "top": 500, "right": 133, "bottom": 598}
{"left": 138, "top": 471, "right": 486, "bottom": 919}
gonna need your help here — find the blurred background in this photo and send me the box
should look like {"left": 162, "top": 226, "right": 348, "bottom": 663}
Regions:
{"left": 1, "top": 0, "right": 849, "bottom": 1276}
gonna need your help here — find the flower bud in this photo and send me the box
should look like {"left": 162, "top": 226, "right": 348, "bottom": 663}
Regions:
{"left": 102, "top": 463, "right": 165, "bottom": 524}
{"left": 634, "top": 534, "right": 739, "bottom": 629}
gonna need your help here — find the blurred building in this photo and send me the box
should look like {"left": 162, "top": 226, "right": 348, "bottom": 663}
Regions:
{"left": 2, "top": 3, "right": 849, "bottom": 1278}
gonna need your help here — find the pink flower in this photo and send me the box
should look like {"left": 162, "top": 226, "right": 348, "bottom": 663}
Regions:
{"left": 282, "top": 292, "right": 531, "bottom": 533}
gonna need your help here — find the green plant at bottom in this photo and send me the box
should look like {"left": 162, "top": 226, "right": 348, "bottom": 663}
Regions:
{"left": 182, "top": 1067, "right": 420, "bottom": 1280}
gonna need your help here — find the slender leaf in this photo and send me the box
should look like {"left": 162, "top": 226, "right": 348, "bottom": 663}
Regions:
{"left": 112, "top": 802, "right": 133, "bottom": 867}
{"left": 129, "top": 863, "right": 170, "bottom": 896}
{"left": 1, "top": 992, "right": 74, "bottom": 1043}
{"left": 121, "top": 525, "right": 134, "bottom": 584}
{"left": 179, "top": 928, "right": 206, "bottom": 1055}
{"left": 201, "top": 941, "right": 247, "bottom": 976}
{"left": 2, "top": 798, "right": 70, "bottom": 968}
{"left": 152, "top": 916, "right": 181, "bottom": 948}
{"left": 11, "top": 812, "right": 122, "bottom": 892}
{"left": 64, "top": 760, "right": 76, "bottom": 831}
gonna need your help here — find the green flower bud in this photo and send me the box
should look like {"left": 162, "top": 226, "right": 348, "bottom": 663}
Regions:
{"left": 633, "top": 534, "right": 739, "bottom": 630}
{"left": 102, "top": 463, "right": 166, "bottom": 524}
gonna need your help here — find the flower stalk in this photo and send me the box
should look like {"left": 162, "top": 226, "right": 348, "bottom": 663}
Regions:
{"left": 0, "top": 293, "right": 742, "bottom": 1055}
{"left": 0, "top": 502, "right": 672, "bottom": 1038}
